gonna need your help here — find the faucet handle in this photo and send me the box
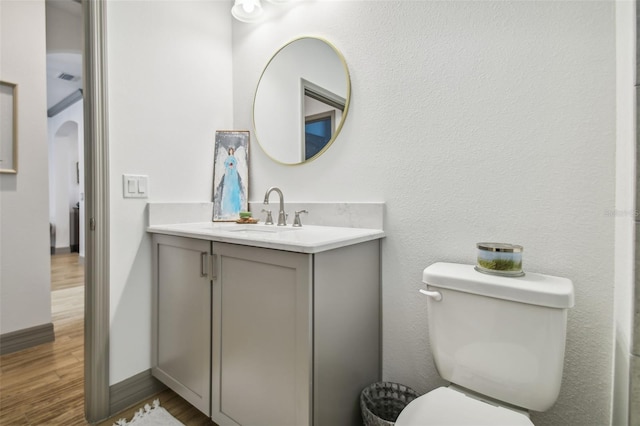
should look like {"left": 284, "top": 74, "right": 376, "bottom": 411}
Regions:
{"left": 261, "top": 209, "right": 274, "bottom": 225}
{"left": 292, "top": 210, "right": 308, "bottom": 227}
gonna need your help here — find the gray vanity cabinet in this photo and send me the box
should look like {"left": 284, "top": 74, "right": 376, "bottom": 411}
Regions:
{"left": 151, "top": 233, "right": 381, "bottom": 426}
{"left": 210, "top": 240, "right": 381, "bottom": 426}
{"left": 151, "top": 234, "right": 212, "bottom": 416}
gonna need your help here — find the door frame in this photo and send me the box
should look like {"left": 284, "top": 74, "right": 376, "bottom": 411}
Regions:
{"left": 82, "top": 0, "right": 110, "bottom": 422}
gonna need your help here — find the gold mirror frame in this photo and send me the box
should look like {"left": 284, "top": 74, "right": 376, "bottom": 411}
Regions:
{"left": 0, "top": 81, "right": 18, "bottom": 174}
{"left": 253, "top": 37, "right": 351, "bottom": 165}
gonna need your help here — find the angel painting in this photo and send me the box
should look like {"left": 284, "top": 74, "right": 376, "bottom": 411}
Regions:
{"left": 212, "top": 131, "right": 249, "bottom": 221}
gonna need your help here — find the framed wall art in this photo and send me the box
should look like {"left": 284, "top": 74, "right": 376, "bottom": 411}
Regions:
{"left": 212, "top": 130, "right": 249, "bottom": 221}
{"left": 0, "top": 81, "right": 18, "bottom": 174}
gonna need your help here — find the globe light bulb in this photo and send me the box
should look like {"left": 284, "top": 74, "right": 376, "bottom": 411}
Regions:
{"left": 231, "top": 0, "right": 264, "bottom": 23}
{"left": 242, "top": 1, "right": 255, "bottom": 13}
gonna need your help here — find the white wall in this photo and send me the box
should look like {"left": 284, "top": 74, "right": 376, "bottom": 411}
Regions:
{"left": 106, "top": 0, "right": 233, "bottom": 384}
{"left": 52, "top": 124, "right": 75, "bottom": 249}
{"left": 233, "top": 2, "right": 616, "bottom": 425}
{"left": 0, "top": 0, "right": 52, "bottom": 334}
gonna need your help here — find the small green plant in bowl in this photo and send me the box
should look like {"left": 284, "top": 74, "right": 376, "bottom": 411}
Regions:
{"left": 477, "top": 258, "right": 522, "bottom": 272}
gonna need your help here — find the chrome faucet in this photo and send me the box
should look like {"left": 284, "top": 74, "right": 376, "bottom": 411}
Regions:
{"left": 263, "top": 187, "right": 287, "bottom": 226}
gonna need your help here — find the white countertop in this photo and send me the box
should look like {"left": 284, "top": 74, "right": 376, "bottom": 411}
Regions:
{"left": 147, "top": 222, "right": 385, "bottom": 253}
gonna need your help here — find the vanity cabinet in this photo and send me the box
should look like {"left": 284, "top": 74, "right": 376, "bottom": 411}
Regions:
{"left": 151, "top": 234, "right": 212, "bottom": 415}
{"left": 211, "top": 240, "right": 381, "bottom": 426}
{"left": 151, "top": 232, "right": 381, "bottom": 426}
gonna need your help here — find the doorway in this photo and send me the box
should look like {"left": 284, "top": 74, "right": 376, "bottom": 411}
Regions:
{"left": 45, "top": 0, "right": 110, "bottom": 420}
{"left": 48, "top": 118, "right": 84, "bottom": 256}
{"left": 46, "top": 0, "right": 85, "bottom": 257}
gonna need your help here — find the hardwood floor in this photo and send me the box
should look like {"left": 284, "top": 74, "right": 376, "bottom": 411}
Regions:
{"left": 0, "top": 253, "right": 214, "bottom": 425}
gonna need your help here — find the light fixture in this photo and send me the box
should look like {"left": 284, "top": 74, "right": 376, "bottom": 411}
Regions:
{"left": 231, "top": 0, "right": 264, "bottom": 23}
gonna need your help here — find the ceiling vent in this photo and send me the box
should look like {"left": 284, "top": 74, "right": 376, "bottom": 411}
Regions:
{"left": 57, "top": 72, "right": 80, "bottom": 82}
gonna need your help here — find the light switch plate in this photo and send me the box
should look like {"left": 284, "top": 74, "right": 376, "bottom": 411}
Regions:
{"left": 123, "top": 174, "right": 149, "bottom": 198}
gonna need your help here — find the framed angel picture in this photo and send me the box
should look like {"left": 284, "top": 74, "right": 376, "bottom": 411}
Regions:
{"left": 212, "top": 130, "right": 249, "bottom": 221}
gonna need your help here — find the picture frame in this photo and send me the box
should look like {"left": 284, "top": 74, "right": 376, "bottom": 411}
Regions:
{"left": 212, "top": 130, "right": 249, "bottom": 221}
{"left": 0, "top": 81, "right": 18, "bottom": 174}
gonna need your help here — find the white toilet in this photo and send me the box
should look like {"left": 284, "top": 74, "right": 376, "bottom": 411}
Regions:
{"left": 395, "top": 262, "right": 574, "bottom": 426}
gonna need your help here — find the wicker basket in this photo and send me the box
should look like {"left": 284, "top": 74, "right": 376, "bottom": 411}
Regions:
{"left": 360, "top": 382, "right": 420, "bottom": 426}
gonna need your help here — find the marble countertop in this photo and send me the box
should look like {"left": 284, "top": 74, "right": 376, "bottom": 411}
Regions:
{"left": 147, "top": 222, "right": 385, "bottom": 253}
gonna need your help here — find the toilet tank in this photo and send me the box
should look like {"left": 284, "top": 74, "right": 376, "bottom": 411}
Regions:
{"left": 422, "top": 262, "right": 574, "bottom": 412}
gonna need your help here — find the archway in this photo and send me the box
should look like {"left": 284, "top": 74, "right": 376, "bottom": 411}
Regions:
{"left": 49, "top": 120, "right": 83, "bottom": 255}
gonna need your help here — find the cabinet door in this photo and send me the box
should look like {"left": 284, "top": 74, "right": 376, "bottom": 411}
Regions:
{"left": 211, "top": 243, "right": 312, "bottom": 426}
{"left": 152, "top": 234, "right": 211, "bottom": 415}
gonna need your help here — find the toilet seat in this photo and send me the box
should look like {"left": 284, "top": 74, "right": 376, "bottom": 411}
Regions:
{"left": 395, "top": 387, "right": 534, "bottom": 426}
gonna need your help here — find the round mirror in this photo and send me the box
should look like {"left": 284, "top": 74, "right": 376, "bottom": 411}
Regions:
{"left": 253, "top": 37, "right": 351, "bottom": 165}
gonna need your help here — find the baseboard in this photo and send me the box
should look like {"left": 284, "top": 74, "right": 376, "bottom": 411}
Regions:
{"left": 0, "top": 323, "right": 55, "bottom": 355}
{"left": 53, "top": 246, "right": 71, "bottom": 255}
{"left": 109, "top": 369, "right": 167, "bottom": 416}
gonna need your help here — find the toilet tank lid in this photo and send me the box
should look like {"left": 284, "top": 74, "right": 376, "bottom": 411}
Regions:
{"left": 423, "top": 262, "right": 574, "bottom": 308}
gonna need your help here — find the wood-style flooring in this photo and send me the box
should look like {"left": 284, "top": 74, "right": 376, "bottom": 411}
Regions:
{"left": 0, "top": 253, "right": 214, "bottom": 425}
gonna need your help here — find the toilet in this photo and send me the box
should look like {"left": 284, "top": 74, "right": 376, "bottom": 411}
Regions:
{"left": 395, "top": 262, "right": 574, "bottom": 425}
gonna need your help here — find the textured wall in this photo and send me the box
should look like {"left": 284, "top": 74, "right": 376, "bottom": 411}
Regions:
{"left": 232, "top": 2, "right": 616, "bottom": 425}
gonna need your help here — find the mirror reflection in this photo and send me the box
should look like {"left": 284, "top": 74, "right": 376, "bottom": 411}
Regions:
{"left": 253, "top": 37, "right": 350, "bottom": 165}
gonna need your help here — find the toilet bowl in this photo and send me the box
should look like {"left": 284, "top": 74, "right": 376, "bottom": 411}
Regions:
{"left": 396, "top": 387, "right": 533, "bottom": 426}
{"left": 395, "top": 262, "right": 574, "bottom": 425}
